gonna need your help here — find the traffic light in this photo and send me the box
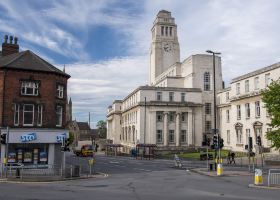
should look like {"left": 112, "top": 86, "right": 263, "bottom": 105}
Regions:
{"left": 211, "top": 135, "right": 218, "bottom": 149}
{"left": 256, "top": 136, "right": 262, "bottom": 146}
{"left": 219, "top": 137, "right": 224, "bottom": 149}
{"left": 0, "top": 134, "right": 6, "bottom": 144}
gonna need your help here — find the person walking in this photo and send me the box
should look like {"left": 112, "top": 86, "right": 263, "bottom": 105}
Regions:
{"left": 227, "top": 151, "right": 232, "bottom": 164}
{"left": 231, "top": 152, "right": 236, "bottom": 164}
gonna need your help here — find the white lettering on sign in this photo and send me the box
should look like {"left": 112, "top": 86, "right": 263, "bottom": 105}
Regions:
{"left": 21, "top": 133, "right": 37, "bottom": 142}
{"left": 57, "top": 133, "right": 67, "bottom": 143}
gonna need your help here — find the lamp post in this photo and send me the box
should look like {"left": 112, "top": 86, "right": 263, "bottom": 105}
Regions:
{"left": 206, "top": 50, "right": 221, "bottom": 164}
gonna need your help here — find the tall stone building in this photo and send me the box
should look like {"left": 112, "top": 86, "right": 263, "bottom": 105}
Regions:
{"left": 107, "top": 10, "right": 223, "bottom": 153}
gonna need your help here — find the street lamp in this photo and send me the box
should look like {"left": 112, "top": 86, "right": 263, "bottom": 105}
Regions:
{"left": 206, "top": 50, "right": 221, "bottom": 164}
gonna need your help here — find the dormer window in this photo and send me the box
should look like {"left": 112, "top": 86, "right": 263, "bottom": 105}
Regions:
{"left": 57, "top": 85, "right": 64, "bottom": 99}
{"left": 21, "top": 81, "right": 39, "bottom": 96}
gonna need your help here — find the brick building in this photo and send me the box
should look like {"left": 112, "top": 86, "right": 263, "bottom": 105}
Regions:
{"left": 0, "top": 35, "right": 70, "bottom": 166}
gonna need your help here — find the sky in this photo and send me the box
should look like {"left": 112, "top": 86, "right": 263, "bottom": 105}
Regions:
{"left": 0, "top": 0, "right": 280, "bottom": 128}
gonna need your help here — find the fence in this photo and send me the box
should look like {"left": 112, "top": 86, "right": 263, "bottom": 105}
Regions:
{"left": 268, "top": 169, "right": 280, "bottom": 187}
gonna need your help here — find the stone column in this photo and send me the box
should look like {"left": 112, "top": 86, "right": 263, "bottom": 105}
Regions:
{"left": 175, "top": 112, "right": 181, "bottom": 146}
{"left": 188, "top": 110, "right": 193, "bottom": 146}
{"left": 163, "top": 112, "right": 169, "bottom": 146}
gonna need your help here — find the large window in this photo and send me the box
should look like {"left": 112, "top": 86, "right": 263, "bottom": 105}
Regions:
{"left": 181, "top": 130, "right": 187, "bottom": 143}
{"left": 226, "top": 110, "right": 230, "bottom": 123}
{"left": 236, "top": 129, "right": 243, "bottom": 144}
{"left": 227, "top": 130, "right": 230, "bottom": 144}
{"left": 254, "top": 77, "right": 259, "bottom": 90}
{"left": 169, "top": 112, "right": 175, "bottom": 122}
{"left": 237, "top": 105, "right": 241, "bottom": 120}
{"left": 236, "top": 83, "right": 240, "bottom": 95}
{"left": 169, "top": 92, "right": 174, "bottom": 101}
{"left": 204, "top": 72, "right": 211, "bottom": 91}
{"left": 205, "top": 121, "right": 211, "bottom": 133}
{"left": 37, "top": 105, "right": 43, "bottom": 126}
{"left": 169, "top": 130, "right": 175, "bottom": 143}
{"left": 156, "top": 92, "right": 162, "bottom": 101}
{"left": 23, "top": 104, "right": 34, "bottom": 126}
{"left": 57, "top": 85, "right": 64, "bottom": 99}
{"left": 265, "top": 73, "right": 271, "bottom": 87}
{"left": 181, "top": 112, "right": 187, "bottom": 122}
{"left": 181, "top": 93, "right": 185, "bottom": 102}
{"left": 255, "top": 101, "right": 260, "bottom": 117}
{"left": 56, "top": 105, "right": 63, "bottom": 127}
{"left": 245, "top": 103, "right": 250, "bottom": 118}
{"left": 205, "top": 103, "right": 211, "bottom": 115}
{"left": 21, "top": 81, "right": 39, "bottom": 96}
{"left": 156, "top": 130, "right": 163, "bottom": 143}
{"left": 245, "top": 80, "right": 249, "bottom": 93}
{"left": 156, "top": 112, "right": 163, "bottom": 122}
{"left": 14, "top": 104, "right": 20, "bottom": 126}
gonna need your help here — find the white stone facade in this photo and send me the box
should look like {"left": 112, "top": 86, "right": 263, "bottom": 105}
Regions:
{"left": 218, "top": 62, "right": 280, "bottom": 153}
{"left": 107, "top": 10, "right": 223, "bottom": 153}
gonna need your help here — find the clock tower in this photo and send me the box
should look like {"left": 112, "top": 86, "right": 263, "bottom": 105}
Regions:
{"left": 149, "top": 10, "right": 180, "bottom": 85}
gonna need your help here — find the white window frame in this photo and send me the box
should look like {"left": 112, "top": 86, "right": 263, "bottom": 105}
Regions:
{"left": 23, "top": 104, "right": 34, "bottom": 126}
{"left": 56, "top": 105, "right": 63, "bottom": 127}
{"left": 169, "top": 130, "right": 175, "bottom": 143}
{"left": 181, "top": 130, "right": 187, "bottom": 143}
{"left": 255, "top": 101, "right": 260, "bottom": 117}
{"left": 237, "top": 105, "right": 241, "bottom": 120}
{"left": 205, "top": 103, "right": 211, "bottom": 115}
{"left": 156, "top": 112, "right": 163, "bottom": 122}
{"left": 245, "top": 103, "right": 250, "bottom": 118}
{"left": 245, "top": 80, "right": 249, "bottom": 93}
{"left": 254, "top": 77, "right": 259, "bottom": 90}
{"left": 14, "top": 104, "right": 20, "bottom": 126}
{"left": 181, "top": 93, "right": 185, "bottom": 102}
{"left": 156, "top": 92, "right": 162, "bottom": 101}
{"left": 265, "top": 73, "right": 271, "bottom": 87}
{"left": 37, "top": 105, "right": 43, "bottom": 126}
{"left": 236, "top": 129, "right": 243, "bottom": 144}
{"left": 21, "top": 81, "right": 39, "bottom": 96}
{"left": 57, "top": 85, "right": 64, "bottom": 99}
{"left": 236, "top": 83, "right": 240, "bottom": 95}
{"left": 156, "top": 130, "right": 163, "bottom": 143}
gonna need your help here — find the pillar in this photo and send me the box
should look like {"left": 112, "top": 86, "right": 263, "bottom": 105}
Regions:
{"left": 175, "top": 112, "right": 181, "bottom": 146}
{"left": 163, "top": 112, "right": 169, "bottom": 146}
{"left": 188, "top": 110, "right": 193, "bottom": 146}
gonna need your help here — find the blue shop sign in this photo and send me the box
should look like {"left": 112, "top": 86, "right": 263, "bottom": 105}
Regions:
{"left": 57, "top": 133, "right": 67, "bottom": 143}
{"left": 21, "top": 133, "right": 37, "bottom": 142}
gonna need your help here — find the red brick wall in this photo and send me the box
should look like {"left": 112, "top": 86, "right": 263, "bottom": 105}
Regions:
{"left": 0, "top": 69, "right": 69, "bottom": 128}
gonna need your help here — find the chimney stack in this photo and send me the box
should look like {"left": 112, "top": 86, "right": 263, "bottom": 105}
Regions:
{"left": 2, "top": 35, "right": 19, "bottom": 56}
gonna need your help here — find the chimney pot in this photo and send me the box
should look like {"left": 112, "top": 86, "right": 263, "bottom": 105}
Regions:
{"left": 9, "top": 35, "right": 13, "bottom": 44}
{"left": 4, "top": 35, "right": 8, "bottom": 43}
{"left": 14, "top": 37, "right": 18, "bottom": 44}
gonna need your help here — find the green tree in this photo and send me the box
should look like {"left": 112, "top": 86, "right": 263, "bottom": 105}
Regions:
{"left": 96, "top": 120, "right": 107, "bottom": 139}
{"left": 262, "top": 79, "right": 280, "bottom": 150}
{"left": 68, "top": 132, "right": 74, "bottom": 145}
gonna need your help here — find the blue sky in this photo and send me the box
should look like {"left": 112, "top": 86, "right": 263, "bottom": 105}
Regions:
{"left": 1, "top": 0, "right": 280, "bottom": 128}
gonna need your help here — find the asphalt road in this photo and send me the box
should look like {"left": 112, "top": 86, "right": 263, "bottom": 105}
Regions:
{"left": 0, "top": 154, "right": 279, "bottom": 200}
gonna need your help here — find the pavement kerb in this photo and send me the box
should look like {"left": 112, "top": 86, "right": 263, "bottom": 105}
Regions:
{"left": 189, "top": 168, "right": 253, "bottom": 177}
{"left": 248, "top": 184, "right": 280, "bottom": 190}
{"left": 0, "top": 172, "right": 109, "bottom": 184}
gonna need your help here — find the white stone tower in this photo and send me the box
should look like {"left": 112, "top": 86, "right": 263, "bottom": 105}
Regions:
{"left": 149, "top": 10, "right": 180, "bottom": 85}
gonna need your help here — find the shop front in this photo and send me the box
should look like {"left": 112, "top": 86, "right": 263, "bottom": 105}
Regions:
{"left": 0, "top": 129, "right": 69, "bottom": 166}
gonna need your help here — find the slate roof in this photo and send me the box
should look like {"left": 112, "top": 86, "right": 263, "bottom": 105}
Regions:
{"left": 76, "top": 122, "right": 91, "bottom": 131}
{"left": 0, "top": 50, "right": 70, "bottom": 77}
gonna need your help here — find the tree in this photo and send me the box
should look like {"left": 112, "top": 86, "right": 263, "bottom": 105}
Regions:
{"left": 262, "top": 79, "right": 280, "bottom": 150}
{"left": 96, "top": 120, "right": 107, "bottom": 139}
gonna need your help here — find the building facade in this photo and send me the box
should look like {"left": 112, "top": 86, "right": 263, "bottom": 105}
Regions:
{"left": 218, "top": 63, "right": 280, "bottom": 153}
{"left": 107, "top": 10, "right": 223, "bottom": 153}
{"left": 0, "top": 35, "right": 70, "bottom": 166}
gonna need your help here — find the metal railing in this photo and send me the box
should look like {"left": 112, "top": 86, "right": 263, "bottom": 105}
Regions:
{"left": 268, "top": 169, "right": 280, "bottom": 187}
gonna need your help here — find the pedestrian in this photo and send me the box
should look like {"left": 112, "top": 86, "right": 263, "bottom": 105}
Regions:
{"left": 227, "top": 151, "right": 231, "bottom": 164}
{"left": 231, "top": 152, "right": 236, "bottom": 164}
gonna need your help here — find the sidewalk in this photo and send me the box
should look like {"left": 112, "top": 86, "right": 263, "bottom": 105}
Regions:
{"left": 190, "top": 167, "right": 252, "bottom": 177}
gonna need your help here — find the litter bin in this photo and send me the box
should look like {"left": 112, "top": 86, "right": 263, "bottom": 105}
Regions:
{"left": 16, "top": 168, "right": 20, "bottom": 178}
{"left": 209, "top": 164, "right": 213, "bottom": 171}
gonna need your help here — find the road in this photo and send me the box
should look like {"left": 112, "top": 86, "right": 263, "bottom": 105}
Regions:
{"left": 0, "top": 154, "right": 279, "bottom": 200}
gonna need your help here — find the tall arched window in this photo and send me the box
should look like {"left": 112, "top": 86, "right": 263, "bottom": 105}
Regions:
{"left": 204, "top": 72, "right": 211, "bottom": 91}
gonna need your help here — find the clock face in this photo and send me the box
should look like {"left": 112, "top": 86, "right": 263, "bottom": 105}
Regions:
{"left": 163, "top": 43, "right": 172, "bottom": 52}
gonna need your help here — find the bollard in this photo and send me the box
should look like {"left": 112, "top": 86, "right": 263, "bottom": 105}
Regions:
{"left": 217, "top": 163, "right": 223, "bottom": 176}
{"left": 254, "top": 169, "right": 263, "bottom": 185}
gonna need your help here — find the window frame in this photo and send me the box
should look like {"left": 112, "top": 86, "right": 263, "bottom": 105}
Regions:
{"left": 236, "top": 83, "right": 240, "bottom": 95}
{"left": 56, "top": 105, "right": 63, "bottom": 127}
{"left": 245, "top": 80, "right": 249, "bottom": 93}
{"left": 57, "top": 85, "right": 64, "bottom": 99}
{"left": 181, "top": 93, "right": 185, "bottom": 102}
{"left": 168, "top": 130, "right": 175, "bottom": 143}
{"left": 21, "top": 81, "right": 39, "bottom": 96}
{"left": 23, "top": 104, "right": 34, "bottom": 126}
{"left": 37, "top": 105, "right": 43, "bottom": 126}
{"left": 156, "top": 92, "right": 162, "bottom": 101}
{"left": 245, "top": 103, "right": 250, "bottom": 118}
{"left": 254, "top": 77, "right": 259, "bottom": 90}
{"left": 156, "top": 130, "right": 163, "bottom": 143}
{"left": 169, "top": 92, "right": 174, "bottom": 102}
{"left": 181, "top": 130, "right": 187, "bottom": 143}
{"left": 204, "top": 72, "right": 211, "bottom": 91}
{"left": 255, "top": 101, "right": 261, "bottom": 117}
{"left": 205, "top": 103, "right": 211, "bottom": 115}
{"left": 237, "top": 105, "right": 241, "bottom": 120}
